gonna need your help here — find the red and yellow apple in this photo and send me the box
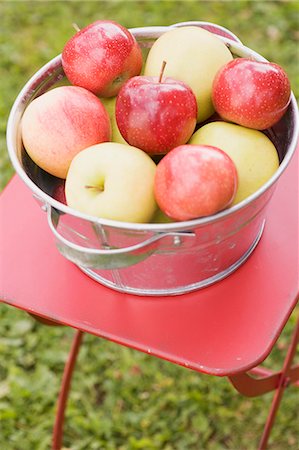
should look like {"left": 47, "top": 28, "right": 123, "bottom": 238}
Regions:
{"left": 21, "top": 86, "right": 111, "bottom": 178}
{"left": 115, "top": 73, "right": 197, "bottom": 154}
{"left": 52, "top": 181, "right": 66, "bottom": 205}
{"left": 154, "top": 144, "right": 238, "bottom": 221}
{"left": 212, "top": 58, "right": 291, "bottom": 130}
{"left": 62, "top": 20, "right": 143, "bottom": 97}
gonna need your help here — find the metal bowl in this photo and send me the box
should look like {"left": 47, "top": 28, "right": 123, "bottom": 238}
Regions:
{"left": 6, "top": 22, "right": 299, "bottom": 296}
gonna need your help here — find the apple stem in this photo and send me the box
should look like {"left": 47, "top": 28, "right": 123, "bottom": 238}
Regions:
{"left": 72, "top": 23, "right": 81, "bottom": 32}
{"left": 158, "top": 61, "right": 167, "bottom": 83}
{"left": 85, "top": 185, "right": 104, "bottom": 192}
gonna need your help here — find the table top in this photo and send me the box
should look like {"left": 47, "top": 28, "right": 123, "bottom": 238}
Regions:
{"left": 1, "top": 150, "right": 298, "bottom": 376}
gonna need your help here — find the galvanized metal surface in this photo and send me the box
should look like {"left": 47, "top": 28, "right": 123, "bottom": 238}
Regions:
{"left": 6, "top": 22, "right": 299, "bottom": 295}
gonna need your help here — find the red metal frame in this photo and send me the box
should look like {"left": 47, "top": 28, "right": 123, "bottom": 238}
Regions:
{"left": 229, "top": 316, "right": 299, "bottom": 397}
{"left": 257, "top": 316, "right": 299, "bottom": 449}
{"left": 52, "top": 330, "right": 84, "bottom": 450}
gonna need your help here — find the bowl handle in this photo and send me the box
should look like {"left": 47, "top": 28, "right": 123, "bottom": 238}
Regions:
{"left": 47, "top": 206, "right": 196, "bottom": 269}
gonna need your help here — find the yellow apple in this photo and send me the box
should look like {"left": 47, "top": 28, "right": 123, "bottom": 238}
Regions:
{"left": 144, "top": 26, "right": 233, "bottom": 123}
{"left": 189, "top": 122, "right": 279, "bottom": 205}
{"left": 100, "top": 97, "right": 128, "bottom": 145}
{"left": 65, "top": 142, "right": 157, "bottom": 222}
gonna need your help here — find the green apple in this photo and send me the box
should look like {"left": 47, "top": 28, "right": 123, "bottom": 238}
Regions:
{"left": 65, "top": 142, "right": 157, "bottom": 222}
{"left": 100, "top": 97, "right": 128, "bottom": 145}
{"left": 150, "top": 208, "right": 174, "bottom": 224}
{"left": 144, "top": 26, "right": 233, "bottom": 123}
{"left": 189, "top": 121, "right": 279, "bottom": 204}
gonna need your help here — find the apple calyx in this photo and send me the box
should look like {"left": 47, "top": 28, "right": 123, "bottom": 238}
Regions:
{"left": 110, "top": 74, "right": 127, "bottom": 92}
{"left": 158, "top": 60, "right": 167, "bottom": 83}
{"left": 84, "top": 184, "right": 104, "bottom": 193}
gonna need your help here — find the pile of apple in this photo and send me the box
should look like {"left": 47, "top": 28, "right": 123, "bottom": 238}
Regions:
{"left": 21, "top": 20, "right": 291, "bottom": 223}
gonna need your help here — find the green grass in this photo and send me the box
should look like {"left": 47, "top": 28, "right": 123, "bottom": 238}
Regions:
{"left": 1, "top": 1, "right": 299, "bottom": 449}
{"left": 0, "top": 305, "right": 298, "bottom": 450}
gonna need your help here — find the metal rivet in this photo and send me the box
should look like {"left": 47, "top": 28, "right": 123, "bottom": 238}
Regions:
{"left": 173, "top": 236, "right": 181, "bottom": 246}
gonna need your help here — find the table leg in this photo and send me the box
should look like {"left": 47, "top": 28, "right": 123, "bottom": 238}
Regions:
{"left": 257, "top": 315, "right": 299, "bottom": 450}
{"left": 228, "top": 314, "right": 298, "bottom": 449}
{"left": 52, "top": 329, "right": 84, "bottom": 450}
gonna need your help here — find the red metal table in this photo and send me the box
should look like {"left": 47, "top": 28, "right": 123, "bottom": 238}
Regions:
{"left": 0, "top": 150, "right": 298, "bottom": 450}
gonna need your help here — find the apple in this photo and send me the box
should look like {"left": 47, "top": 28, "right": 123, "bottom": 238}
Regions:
{"left": 100, "top": 97, "right": 127, "bottom": 144}
{"left": 144, "top": 26, "right": 233, "bottom": 122}
{"left": 115, "top": 68, "right": 197, "bottom": 154}
{"left": 52, "top": 181, "right": 66, "bottom": 205}
{"left": 150, "top": 208, "right": 174, "bottom": 224}
{"left": 21, "top": 86, "right": 111, "bottom": 179}
{"left": 154, "top": 144, "right": 238, "bottom": 221}
{"left": 65, "top": 142, "right": 157, "bottom": 223}
{"left": 189, "top": 121, "right": 279, "bottom": 204}
{"left": 62, "top": 20, "right": 143, "bottom": 97}
{"left": 212, "top": 58, "right": 291, "bottom": 130}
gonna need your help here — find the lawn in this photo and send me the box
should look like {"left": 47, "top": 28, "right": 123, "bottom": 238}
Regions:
{"left": 0, "top": 1, "right": 298, "bottom": 449}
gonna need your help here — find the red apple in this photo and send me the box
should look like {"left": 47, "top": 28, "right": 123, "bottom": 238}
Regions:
{"left": 21, "top": 86, "right": 111, "bottom": 178}
{"left": 212, "top": 58, "right": 291, "bottom": 130}
{"left": 154, "top": 144, "right": 238, "bottom": 221}
{"left": 62, "top": 20, "right": 143, "bottom": 97}
{"left": 115, "top": 70, "right": 197, "bottom": 154}
{"left": 52, "top": 181, "right": 66, "bottom": 205}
